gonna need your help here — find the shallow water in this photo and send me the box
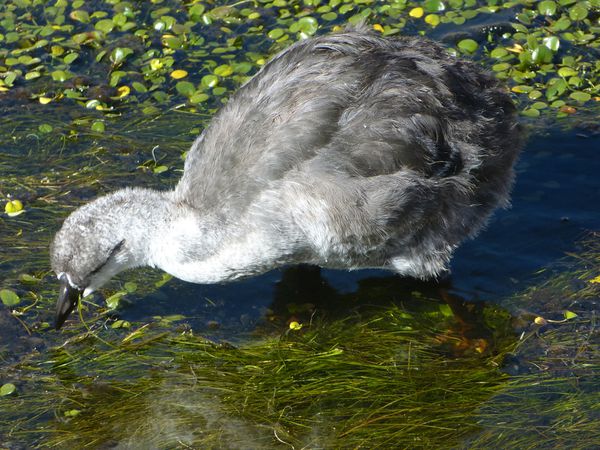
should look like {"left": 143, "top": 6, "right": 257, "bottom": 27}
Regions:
{"left": 1, "top": 0, "right": 599, "bottom": 448}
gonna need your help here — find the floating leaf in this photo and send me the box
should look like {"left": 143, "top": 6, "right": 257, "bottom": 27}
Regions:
{"left": 19, "top": 274, "right": 40, "bottom": 284}
{"left": 163, "top": 35, "right": 183, "bottom": 49}
{"left": 512, "top": 85, "right": 533, "bottom": 93}
{"left": 201, "top": 74, "right": 219, "bottom": 88}
{"left": 0, "top": 383, "right": 16, "bottom": 396}
{"left": 522, "top": 108, "right": 541, "bottom": 117}
{"left": 559, "top": 105, "right": 577, "bottom": 114}
{"left": 268, "top": 28, "right": 285, "bottom": 40}
{"left": 457, "top": 39, "right": 478, "bottom": 54}
{"left": 214, "top": 64, "right": 233, "bottom": 77}
{"left": 528, "top": 90, "right": 543, "bottom": 99}
{"left": 4, "top": 199, "right": 23, "bottom": 217}
{"left": 425, "top": 14, "right": 440, "bottom": 26}
{"left": 291, "top": 17, "right": 318, "bottom": 37}
{"left": 190, "top": 92, "right": 210, "bottom": 103}
{"left": 490, "top": 48, "right": 508, "bottom": 58}
{"left": 39, "top": 124, "right": 53, "bottom": 133}
{"left": 70, "top": 9, "right": 90, "bottom": 23}
{"left": 175, "top": 81, "right": 195, "bottom": 97}
{"left": 105, "top": 292, "right": 125, "bottom": 310}
{"left": 170, "top": 70, "right": 188, "bottom": 79}
{"left": 95, "top": 19, "right": 114, "bottom": 33}
{"left": 0, "top": 289, "right": 20, "bottom": 306}
{"left": 557, "top": 67, "right": 578, "bottom": 77}
{"left": 289, "top": 321, "right": 303, "bottom": 331}
{"left": 424, "top": 0, "right": 445, "bottom": 12}
{"left": 542, "top": 36, "right": 560, "bottom": 52}
{"left": 538, "top": 0, "right": 557, "bottom": 15}
{"left": 150, "top": 59, "right": 163, "bottom": 71}
{"left": 438, "top": 304, "right": 453, "bottom": 317}
{"left": 189, "top": 3, "right": 206, "bottom": 21}
{"left": 233, "top": 62, "right": 253, "bottom": 74}
{"left": 492, "top": 62, "right": 511, "bottom": 72}
{"left": 63, "top": 52, "right": 79, "bottom": 64}
{"left": 409, "top": 7, "right": 424, "bottom": 18}
{"left": 563, "top": 310, "right": 578, "bottom": 320}
{"left": 132, "top": 82, "right": 148, "bottom": 93}
{"left": 85, "top": 99, "right": 101, "bottom": 109}
{"left": 51, "top": 70, "right": 70, "bottom": 82}
{"left": 91, "top": 121, "right": 105, "bottom": 133}
{"left": 568, "top": 3, "right": 588, "bottom": 20}
{"left": 110, "top": 47, "right": 133, "bottom": 66}
{"left": 550, "top": 16, "right": 571, "bottom": 31}
{"left": 111, "top": 319, "right": 131, "bottom": 329}
{"left": 569, "top": 91, "right": 591, "bottom": 102}
{"left": 506, "top": 43, "right": 524, "bottom": 53}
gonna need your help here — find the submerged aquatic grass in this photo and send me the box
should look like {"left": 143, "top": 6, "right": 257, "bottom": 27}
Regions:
{"left": 1, "top": 242, "right": 598, "bottom": 448}
{"left": 2, "top": 297, "right": 517, "bottom": 448}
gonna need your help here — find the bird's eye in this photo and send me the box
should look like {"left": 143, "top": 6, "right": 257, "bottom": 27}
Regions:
{"left": 89, "top": 239, "right": 125, "bottom": 276}
{"left": 110, "top": 239, "right": 126, "bottom": 257}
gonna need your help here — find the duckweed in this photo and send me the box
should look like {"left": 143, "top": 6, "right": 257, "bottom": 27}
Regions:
{"left": 0, "top": 1, "right": 596, "bottom": 118}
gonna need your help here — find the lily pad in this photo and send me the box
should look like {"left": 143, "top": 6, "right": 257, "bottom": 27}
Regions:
{"left": 0, "top": 383, "right": 16, "bottom": 396}
{"left": 568, "top": 3, "right": 588, "bottom": 20}
{"left": 175, "top": 81, "right": 195, "bottom": 97}
{"left": 538, "top": 1, "right": 558, "bottom": 15}
{"left": 290, "top": 17, "right": 318, "bottom": 37}
{"left": 0, "top": 289, "right": 20, "bottom": 307}
{"left": 457, "top": 39, "right": 478, "bottom": 54}
{"left": 569, "top": 91, "right": 591, "bottom": 102}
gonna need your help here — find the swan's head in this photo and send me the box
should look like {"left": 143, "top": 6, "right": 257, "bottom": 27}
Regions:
{"left": 50, "top": 190, "right": 157, "bottom": 329}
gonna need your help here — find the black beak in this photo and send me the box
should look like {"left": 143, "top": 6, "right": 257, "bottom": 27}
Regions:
{"left": 55, "top": 274, "right": 83, "bottom": 330}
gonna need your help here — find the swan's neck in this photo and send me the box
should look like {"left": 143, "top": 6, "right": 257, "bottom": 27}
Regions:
{"left": 147, "top": 194, "right": 291, "bottom": 283}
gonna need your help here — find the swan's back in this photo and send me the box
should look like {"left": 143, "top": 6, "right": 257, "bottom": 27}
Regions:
{"left": 174, "top": 28, "right": 522, "bottom": 277}
{"left": 176, "top": 29, "right": 519, "bottom": 214}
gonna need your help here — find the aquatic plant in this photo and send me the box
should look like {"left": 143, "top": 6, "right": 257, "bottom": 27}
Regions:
{"left": 0, "top": 0, "right": 598, "bottom": 119}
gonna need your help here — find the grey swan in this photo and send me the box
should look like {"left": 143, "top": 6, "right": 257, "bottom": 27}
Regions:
{"left": 51, "top": 26, "right": 522, "bottom": 329}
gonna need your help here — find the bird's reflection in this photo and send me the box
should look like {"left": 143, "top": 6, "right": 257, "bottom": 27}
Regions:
{"left": 120, "top": 265, "right": 516, "bottom": 358}
{"left": 264, "top": 266, "right": 513, "bottom": 356}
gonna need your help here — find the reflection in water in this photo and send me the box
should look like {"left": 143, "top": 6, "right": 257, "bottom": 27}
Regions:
{"left": 0, "top": 263, "right": 523, "bottom": 448}
{"left": 35, "top": 273, "right": 516, "bottom": 449}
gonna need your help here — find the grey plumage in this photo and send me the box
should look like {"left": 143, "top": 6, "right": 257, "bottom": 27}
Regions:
{"left": 51, "top": 27, "right": 522, "bottom": 328}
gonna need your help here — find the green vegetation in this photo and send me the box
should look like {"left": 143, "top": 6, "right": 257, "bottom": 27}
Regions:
{"left": 1, "top": 243, "right": 598, "bottom": 448}
{"left": 0, "top": 0, "right": 598, "bottom": 119}
{"left": 1, "top": 0, "right": 599, "bottom": 447}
